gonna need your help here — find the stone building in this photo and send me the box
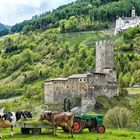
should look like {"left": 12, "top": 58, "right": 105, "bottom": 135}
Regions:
{"left": 44, "top": 40, "right": 118, "bottom": 107}
{"left": 114, "top": 7, "right": 140, "bottom": 35}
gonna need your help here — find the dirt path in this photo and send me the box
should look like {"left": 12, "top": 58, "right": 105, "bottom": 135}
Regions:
{"left": 0, "top": 96, "right": 22, "bottom": 103}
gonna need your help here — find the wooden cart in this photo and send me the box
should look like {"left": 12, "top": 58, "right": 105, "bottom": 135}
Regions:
{"left": 16, "top": 119, "right": 52, "bottom": 135}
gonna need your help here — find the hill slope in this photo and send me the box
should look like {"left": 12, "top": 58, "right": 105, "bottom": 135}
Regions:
{"left": 0, "top": 26, "right": 139, "bottom": 111}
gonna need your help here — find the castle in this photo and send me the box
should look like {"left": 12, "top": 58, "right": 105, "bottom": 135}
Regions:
{"left": 114, "top": 7, "right": 140, "bottom": 35}
{"left": 44, "top": 40, "right": 118, "bottom": 108}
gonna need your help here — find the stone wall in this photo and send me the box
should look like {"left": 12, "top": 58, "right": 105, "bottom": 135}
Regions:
{"left": 44, "top": 72, "right": 118, "bottom": 105}
{"left": 44, "top": 77, "right": 88, "bottom": 104}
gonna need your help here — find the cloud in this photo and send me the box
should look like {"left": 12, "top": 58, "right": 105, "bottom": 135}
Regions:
{"left": 0, "top": 0, "right": 76, "bottom": 25}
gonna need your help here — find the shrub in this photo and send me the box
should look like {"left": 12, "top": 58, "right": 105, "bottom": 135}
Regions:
{"left": 23, "top": 71, "right": 39, "bottom": 84}
{"left": 119, "top": 88, "right": 128, "bottom": 96}
{"left": 21, "top": 63, "right": 33, "bottom": 72}
{"left": 131, "top": 100, "right": 140, "bottom": 127}
{"left": 104, "top": 107, "right": 131, "bottom": 128}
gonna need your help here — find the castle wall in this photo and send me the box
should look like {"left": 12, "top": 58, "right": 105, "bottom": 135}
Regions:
{"left": 104, "top": 43, "right": 114, "bottom": 69}
{"left": 45, "top": 77, "right": 88, "bottom": 104}
{"left": 86, "top": 73, "right": 117, "bottom": 98}
{"left": 44, "top": 40, "right": 118, "bottom": 107}
{"left": 44, "top": 82, "right": 54, "bottom": 104}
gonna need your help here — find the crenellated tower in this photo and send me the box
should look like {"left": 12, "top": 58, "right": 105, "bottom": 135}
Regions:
{"left": 95, "top": 40, "right": 114, "bottom": 74}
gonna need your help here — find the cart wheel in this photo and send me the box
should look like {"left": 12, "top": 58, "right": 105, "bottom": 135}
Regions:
{"left": 31, "top": 128, "right": 41, "bottom": 135}
{"left": 73, "top": 119, "right": 83, "bottom": 134}
{"left": 97, "top": 125, "right": 105, "bottom": 134}
{"left": 21, "top": 128, "right": 30, "bottom": 134}
{"left": 88, "top": 118, "right": 97, "bottom": 132}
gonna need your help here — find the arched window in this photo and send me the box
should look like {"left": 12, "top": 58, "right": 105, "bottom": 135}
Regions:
{"left": 125, "top": 21, "right": 129, "bottom": 24}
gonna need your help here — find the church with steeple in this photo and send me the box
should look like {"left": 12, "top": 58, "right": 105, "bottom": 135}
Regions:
{"left": 114, "top": 7, "right": 140, "bottom": 35}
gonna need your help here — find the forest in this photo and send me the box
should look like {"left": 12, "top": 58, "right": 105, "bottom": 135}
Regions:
{"left": 9, "top": 0, "right": 140, "bottom": 34}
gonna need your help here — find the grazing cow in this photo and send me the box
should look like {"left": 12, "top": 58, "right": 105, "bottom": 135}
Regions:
{"left": 40, "top": 111, "right": 74, "bottom": 137}
{"left": 0, "top": 110, "right": 32, "bottom": 138}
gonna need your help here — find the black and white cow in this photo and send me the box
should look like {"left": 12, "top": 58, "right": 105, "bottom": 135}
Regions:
{"left": 0, "top": 110, "right": 32, "bottom": 138}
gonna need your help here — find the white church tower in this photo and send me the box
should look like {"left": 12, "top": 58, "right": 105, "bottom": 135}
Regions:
{"left": 114, "top": 7, "right": 140, "bottom": 35}
{"left": 132, "top": 7, "right": 136, "bottom": 17}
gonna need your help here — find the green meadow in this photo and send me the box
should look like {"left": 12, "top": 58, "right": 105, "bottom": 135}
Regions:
{"left": 127, "top": 88, "right": 140, "bottom": 95}
{"left": 1, "top": 128, "right": 140, "bottom": 140}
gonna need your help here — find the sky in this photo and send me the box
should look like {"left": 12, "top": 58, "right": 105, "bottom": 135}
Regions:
{"left": 0, "top": 0, "right": 76, "bottom": 26}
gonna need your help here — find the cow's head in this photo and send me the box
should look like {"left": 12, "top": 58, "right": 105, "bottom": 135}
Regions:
{"left": 1, "top": 114, "right": 7, "bottom": 121}
{"left": 0, "top": 113, "right": 7, "bottom": 121}
{"left": 16, "top": 110, "right": 32, "bottom": 121}
{"left": 40, "top": 111, "right": 52, "bottom": 121}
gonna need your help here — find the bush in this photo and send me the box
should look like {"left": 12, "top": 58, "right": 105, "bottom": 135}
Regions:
{"left": 119, "top": 88, "right": 128, "bottom": 96}
{"left": 131, "top": 100, "right": 140, "bottom": 127}
{"left": 21, "top": 63, "right": 33, "bottom": 72}
{"left": 23, "top": 71, "right": 39, "bottom": 84}
{"left": 104, "top": 107, "right": 131, "bottom": 128}
{"left": 24, "top": 82, "right": 43, "bottom": 100}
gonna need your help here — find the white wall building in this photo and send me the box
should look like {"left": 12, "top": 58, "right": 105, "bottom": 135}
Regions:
{"left": 114, "top": 7, "right": 140, "bottom": 35}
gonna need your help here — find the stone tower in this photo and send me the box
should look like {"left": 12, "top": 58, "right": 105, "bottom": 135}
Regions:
{"left": 95, "top": 41, "right": 114, "bottom": 73}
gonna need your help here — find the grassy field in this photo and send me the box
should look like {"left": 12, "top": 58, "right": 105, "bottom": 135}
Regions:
{"left": 58, "top": 32, "right": 109, "bottom": 47}
{"left": 1, "top": 128, "right": 140, "bottom": 140}
{"left": 127, "top": 88, "right": 140, "bottom": 95}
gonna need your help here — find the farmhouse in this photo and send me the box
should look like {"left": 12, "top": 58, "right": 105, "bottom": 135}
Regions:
{"left": 114, "top": 7, "right": 140, "bottom": 35}
{"left": 44, "top": 40, "right": 118, "bottom": 106}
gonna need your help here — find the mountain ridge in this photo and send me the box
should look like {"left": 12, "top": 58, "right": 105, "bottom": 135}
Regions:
{"left": 0, "top": 23, "right": 10, "bottom": 36}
